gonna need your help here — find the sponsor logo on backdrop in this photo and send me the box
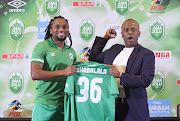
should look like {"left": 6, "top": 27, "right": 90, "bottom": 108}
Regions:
{"left": 80, "top": 18, "right": 95, "bottom": 42}
{"left": 8, "top": 100, "right": 21, "bottom": 111}
{"left": 1, "top": 54, "right": 29, "bottom": 59}
{"left": 177, "top": 80, "right": 180, "bottom": 85}
{"left": 150, "top": 18, "right": 165, "bottom": 41}
{"left": 154, "top": 51, "right": 171, "bottom": 60}
{"left": 9, "top": 72, "right": 23, "bottom": 94}
{"left": 8, "top": 100, "right": 22, "bottom": 117}
{"left": 45, "top": 0, "right": 60, "bottom": 16}
{"left": 80, "top": 47, "right": 91, "bottom": 62}
{"left": 151, "top": 70, "right": 165, "bottom": 93}
{"left": 38, "top": 21, "right": 49, "bottom": 40}
{"left": 150, "top": 0, "right": 170, "bottom": 12}
{"left": 115, "top": 0, "right": 130, "bottom": 16}
{"left": 148, "top": 99, "right": 171, "bottom": 117}
{"left": 150, "top": 0, "right": 163, "bottom": 12}
{"left": 7, "top": 0, "right": 27, "bottom": 12}
{"left": 73, "top": 2, "right": 101, "bottom": 7}
{"left": 9, "top": 19, "right": 24, "bottom": 42}
{"left": 1, "top": 100, "right": 32, "bottom": 118}
{"left": 107, "top": 24, "right": 121, "bottom": 34}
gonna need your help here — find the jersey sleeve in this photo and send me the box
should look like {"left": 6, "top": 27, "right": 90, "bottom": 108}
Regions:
{"left": 64, "top": 75, "right": 74, "bottom": 95}
{"left": 110, "top": 75, "right": 119, "bottom": 96}
{"left": 31, "top": 42, "right": 48, "bottom": 64}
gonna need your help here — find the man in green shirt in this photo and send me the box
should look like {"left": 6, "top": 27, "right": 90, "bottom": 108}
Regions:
{"left": 31, "top": 16, "right": 76, "bottom": 121}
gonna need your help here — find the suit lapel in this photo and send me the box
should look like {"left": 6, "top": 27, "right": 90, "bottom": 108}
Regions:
{"left": 126, "top": 44, "right": 141, "bottom": 73}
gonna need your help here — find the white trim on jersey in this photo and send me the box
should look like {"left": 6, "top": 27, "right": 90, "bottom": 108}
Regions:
{"left": 31, "top": 59, "right": 44, "bottom": 63}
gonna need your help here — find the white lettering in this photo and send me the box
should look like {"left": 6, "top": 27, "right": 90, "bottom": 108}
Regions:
{"left": 9, "top": 9, "right": 25, "bottom": 12}
{"left": 76, "top": 67, "right": 107, "bottom": 74}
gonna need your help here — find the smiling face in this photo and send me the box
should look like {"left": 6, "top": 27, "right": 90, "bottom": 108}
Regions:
{"left": 50, "top": 18, "right": 69, "bottom": 42}
{"left": 121, "top": 19, "right": 141, "bottom": 48}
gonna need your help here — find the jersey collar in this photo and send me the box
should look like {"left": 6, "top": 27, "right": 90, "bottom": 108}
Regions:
{"left": 47, "top": 38, "right": 69, "bottom": 49}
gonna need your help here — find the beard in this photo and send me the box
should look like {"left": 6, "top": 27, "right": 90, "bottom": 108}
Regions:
{"left": 56, "top": 36, "right": 66, "bottom": 41}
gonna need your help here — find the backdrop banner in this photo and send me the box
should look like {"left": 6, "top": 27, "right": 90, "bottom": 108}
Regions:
{"left": 0, "top": 0, "right": 180, "bottom": 118}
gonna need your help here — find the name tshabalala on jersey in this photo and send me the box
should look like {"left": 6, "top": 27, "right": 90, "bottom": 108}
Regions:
{"left": 76, "top": 67, "right": 107, "bottom": 75}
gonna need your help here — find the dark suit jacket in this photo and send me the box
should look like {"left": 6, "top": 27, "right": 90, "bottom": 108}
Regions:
{"left": 89, "top": 36, "right": 155, "bottom": 121}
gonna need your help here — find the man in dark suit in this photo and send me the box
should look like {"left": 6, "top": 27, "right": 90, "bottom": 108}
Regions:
{"left": 89, "top": 19, "right": 155, "bottom": 121}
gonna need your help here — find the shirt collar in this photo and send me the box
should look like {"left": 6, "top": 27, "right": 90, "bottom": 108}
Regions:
{"left": 47, "top": 38, "right": 69, "bottom": 49}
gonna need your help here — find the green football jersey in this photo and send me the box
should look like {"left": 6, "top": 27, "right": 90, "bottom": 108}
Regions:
{"left": 31, "top": 38, "right": 76, "bottom": 105}
{"left": 64, "top": 61, "right": 119, "bottom": 121}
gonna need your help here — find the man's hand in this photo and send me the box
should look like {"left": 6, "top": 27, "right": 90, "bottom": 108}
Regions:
{"left": 64, "top": 65, "right": 76, "bottom": 76}
{"left": 103, "top": 29, "right": 117, "bottom": 40}
{"left": 113, "top": 64, "right": 126, "bottom": 73}
{"left": 106, "top": 65, "right": 121, "bottom": 78}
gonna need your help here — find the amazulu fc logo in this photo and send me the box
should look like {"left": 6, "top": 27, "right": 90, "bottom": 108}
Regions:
{"left": 80, "top": 18, "right": 95, "bottom": 42}
{"left": 9, "top": 19, "right": 24, "bottom": 42}
{"left": 9, "top": 72, "right": 23, "bottom": 94}
{"left": 151, "top": 70, "right": 165, "bottom": 93}
{"left": 115, "top": 0, "right": 130, "bottom": 16}
{"left": 150, "top": 18, "right": 165, "bottom": 41}
{"left": 45, "top": 0, "right": 60, "bottom": 16}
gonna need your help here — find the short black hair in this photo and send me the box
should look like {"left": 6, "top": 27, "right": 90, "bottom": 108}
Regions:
{"left": 121, "top": 19, "right": 140, "bottom": 30}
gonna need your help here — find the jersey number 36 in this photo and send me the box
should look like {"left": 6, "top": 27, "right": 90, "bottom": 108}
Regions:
{"left": 77, "top": 76, "right": 103, "bottom": 103}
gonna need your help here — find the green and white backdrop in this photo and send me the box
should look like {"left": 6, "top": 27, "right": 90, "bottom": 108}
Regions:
{"left": 0, "top": 0, "right": 180, "bottom": 118}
